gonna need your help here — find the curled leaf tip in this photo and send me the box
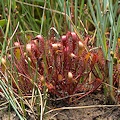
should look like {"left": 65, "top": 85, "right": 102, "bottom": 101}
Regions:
{"left": 33, "top": 35, "right": 44, "bottom": 41}
{"left": 78, "top": 41, "right": 84, "bottom": 49}
{"left": 68, "top": 72, "right": 73, "bottom": 80}
{"left": 14, "top": 42, "right": 20, "bottom": 47}
{"left": 26, "top": 43, "right": 32, "bottom": 53}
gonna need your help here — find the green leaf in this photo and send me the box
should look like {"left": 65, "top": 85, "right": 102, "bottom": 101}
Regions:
{"left": 0, "top": 19, "right": 6, "bottom": 27}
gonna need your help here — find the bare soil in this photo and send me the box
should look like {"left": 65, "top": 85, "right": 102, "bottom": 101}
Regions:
{"left": 0, "top": 93, "right": 120, "bottom": 120}
{"left": 45, "top": 93, "right": 120, "bottom": 120}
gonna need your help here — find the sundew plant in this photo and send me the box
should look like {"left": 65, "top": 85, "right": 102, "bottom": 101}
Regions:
{"left": 0, "top": 0, "right": 120, "bottom": 119}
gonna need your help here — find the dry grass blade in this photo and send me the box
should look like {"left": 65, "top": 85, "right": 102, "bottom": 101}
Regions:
{"left": 45, "top": 104, "right": 120, "bottom": 115}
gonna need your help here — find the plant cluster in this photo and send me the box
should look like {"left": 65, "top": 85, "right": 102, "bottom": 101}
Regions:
{"left": 1, "top": 31, "right": 106, "bottom": 103}
{"left": 1, "top": 29, "right": 120, "bottom": 104}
